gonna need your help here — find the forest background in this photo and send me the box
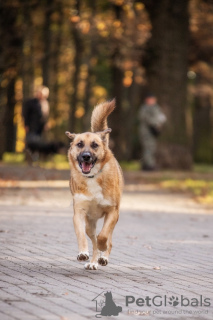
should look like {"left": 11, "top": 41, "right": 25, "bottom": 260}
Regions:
{"left": 0, "top": 0, "right": 213, "bottom": 169}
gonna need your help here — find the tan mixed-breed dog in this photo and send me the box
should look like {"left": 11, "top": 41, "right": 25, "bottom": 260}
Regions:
{"left": 66, "top": 99, "right": 123, "bottom": 270}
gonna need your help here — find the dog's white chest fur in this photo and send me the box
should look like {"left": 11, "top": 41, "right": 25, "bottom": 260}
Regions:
{"left": 74, "top": 177, "right": 111, "bottom": 207}
{"left": 87, "top": 178, "right": 111, "bottom": 206}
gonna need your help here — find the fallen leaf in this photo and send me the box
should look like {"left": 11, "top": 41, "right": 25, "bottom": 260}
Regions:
{"left": 153, "top": 266, "right": 161, "bottom": 270}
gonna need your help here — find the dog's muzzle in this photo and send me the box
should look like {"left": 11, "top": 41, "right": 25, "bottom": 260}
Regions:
{"left": 77, "top": 152, "right": 97, "bottom": 174}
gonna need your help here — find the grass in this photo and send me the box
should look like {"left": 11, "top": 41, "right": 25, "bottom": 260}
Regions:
{"left": 3, "top": 152, "right": 25, "bottom": 164}
{"left": 2, "top": 153, "right": 142, "bottom": 171}
{"left": 2, "top": 152, "right": 70, "bottom": 170}
{"left": 194, "top": 164, "right": 213, "bottom": 174}
{"left": 119, "top": 161, "right": 141, "bottom": 171}
{"left": 159, "top": 179, "right": 213, "bottom": 205}
{"left": 3, "top": 153, "right": 213, "bottom": 173}
{"left": 37, "top": 154, "right": 70, "bottom": 170}
{"left": 1, "top": 153, "right": 213, "bottom": 205}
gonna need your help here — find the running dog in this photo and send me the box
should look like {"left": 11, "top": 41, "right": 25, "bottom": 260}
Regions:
{"left": 66, "top": 99, "right": 123, "bottom": 270}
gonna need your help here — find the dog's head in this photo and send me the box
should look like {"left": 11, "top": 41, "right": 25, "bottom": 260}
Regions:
{"left": 65, "top": 129, "right": 111, "bottom": 176}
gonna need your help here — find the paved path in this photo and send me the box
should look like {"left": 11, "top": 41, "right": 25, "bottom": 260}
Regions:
{"left": 0, "top": 171, "right": 213, "bottom": 319}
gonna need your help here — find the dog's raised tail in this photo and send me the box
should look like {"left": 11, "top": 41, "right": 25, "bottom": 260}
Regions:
{"left": 91, "top": 99, "right": 115, "bottom": 133}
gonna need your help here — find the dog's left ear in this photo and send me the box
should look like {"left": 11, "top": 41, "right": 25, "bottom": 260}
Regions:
{"left": 65, "top": 131, "right": 76, "bottom": 142}
{"left": 96, "top": 128, "right": 112, "bottom": 141}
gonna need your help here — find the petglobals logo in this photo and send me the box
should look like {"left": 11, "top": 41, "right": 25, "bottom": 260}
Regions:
{"left": 126, "top": 295, "right": 211, "bottom": 308}
{"left": 92, "top": 291, "right": 122, "bottom": 318}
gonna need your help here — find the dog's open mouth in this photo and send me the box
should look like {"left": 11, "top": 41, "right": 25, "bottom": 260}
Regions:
{"left": 78, "top": 159, "right": 96, "bottom": 174}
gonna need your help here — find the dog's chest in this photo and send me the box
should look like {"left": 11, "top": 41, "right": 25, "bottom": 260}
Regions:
{"left": 74, "top": 178, "right": 111, "bottom": 208}
{"left": 86, "top": 178, "right": 111, "bottom": 206}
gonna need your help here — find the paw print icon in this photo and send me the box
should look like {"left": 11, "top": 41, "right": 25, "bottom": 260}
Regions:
{"left": 168, "top": 296, "right": 179, "bottom": 306}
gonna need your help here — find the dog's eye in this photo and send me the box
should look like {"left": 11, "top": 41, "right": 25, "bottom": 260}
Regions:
{"left": 76, "top": 142, "right": 84, "bottom": 148}
{"left": 91, "top": 142, "right": 98, "bottom": 149}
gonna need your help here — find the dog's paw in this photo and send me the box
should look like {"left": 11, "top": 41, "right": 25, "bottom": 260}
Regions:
{"left": 84, "top": 262, "right": 98, "bottom": 270}
{"left": 77, "top": 252, "right": 89, "bottom": 261}
{"left": 98, "top": 256, "right": 108, "bottom": 266}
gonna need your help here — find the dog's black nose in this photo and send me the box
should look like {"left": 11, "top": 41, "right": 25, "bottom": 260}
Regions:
{"left": 82, "top": 152, "right": 91, "bottom": 162}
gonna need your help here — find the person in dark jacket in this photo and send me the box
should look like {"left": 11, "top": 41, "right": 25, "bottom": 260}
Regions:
{"left": 22, "top": 86, "right": 49, "bottom": 146}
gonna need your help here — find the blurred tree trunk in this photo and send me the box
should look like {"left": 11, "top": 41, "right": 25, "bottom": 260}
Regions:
{"left": 5, "top": 78, "right": 17, "bottom": 152}
{"left": 0, "top": 2, "right": 22, "bottom": 155}
{"left": 193, "top": 89, "right": 213, "bottom": 163}
{"left": 144, "top": 0, "right": 192, "bottom": 169}
{"left": 22, "top": 3, "right": 34, "bottom": 100}
{"left": 126, "top": 73, "right": 143, "bottom": 160}
{"left": 0, "top": 1, "right": 6, "bottom": 159}
{"left": 51, "top": 1, "right": 63, "bottom": 122}
{"left": 110, "top": 52, "right": 124, "bottom": 160}
{"left": 42, "top": 0, "right": 63, "bottom": 138}
{"left": 83, "top": 61, "right": 92, "bottom": 132}
{"left": 42, "top": 0, "right": 53, "bottom": 88}
{"left": 0, "top": 88, "right": 6, "bottom": 159}
{"left": 69, "top": 1, "right": 82, "bottom": 133}
{"left": 110, "top": 4, "right": 125, "bottom": 161}
{"left": 82, "top": 1, "right": 97, "bottom": 132}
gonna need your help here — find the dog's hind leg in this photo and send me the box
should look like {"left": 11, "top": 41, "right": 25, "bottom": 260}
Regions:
{"left": 73, "top": 205, "right": 89, "bottom": 262}
{"left": 84, "top": 217, "right": 99, "bottom": 270}
{"left": 97, "top": 209, "right": 119, "bottom": 266}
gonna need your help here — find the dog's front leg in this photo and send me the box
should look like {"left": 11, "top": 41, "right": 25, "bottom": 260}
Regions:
{"left": 97, "top": 207, "right": 119, "bottom": 266}
{"left": 84, "top": 217, "right": 99, "bottom": 270}
{"left": 73, "top": 202, "right": 89, "bottom": 262}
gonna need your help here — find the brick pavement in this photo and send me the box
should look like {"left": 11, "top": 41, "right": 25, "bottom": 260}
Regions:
{"left": 0, "top": 176, "right": 213, "bottom": 320}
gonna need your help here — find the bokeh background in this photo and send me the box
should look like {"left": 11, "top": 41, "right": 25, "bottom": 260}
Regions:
{"left": 0, "top": 0, "right": 213, "bottom": 169}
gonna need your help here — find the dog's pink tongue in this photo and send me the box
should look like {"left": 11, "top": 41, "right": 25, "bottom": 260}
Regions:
{"left": 82, "top": 162, "right": 92, "bottom": 173}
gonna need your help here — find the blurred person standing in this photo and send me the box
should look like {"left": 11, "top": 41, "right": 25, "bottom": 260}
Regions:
{"left": 22, "top": 86, "right": 50, "bottom": 147}
{"left": 138, "top": 94, "right": 166, "bottom": 171}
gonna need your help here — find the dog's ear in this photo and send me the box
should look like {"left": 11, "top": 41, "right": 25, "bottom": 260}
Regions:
{"left": 65, "top": 131, "right": 76, "bottom": 142}
{"left": 96, "top": 128, "right": 112, "bottom": 142}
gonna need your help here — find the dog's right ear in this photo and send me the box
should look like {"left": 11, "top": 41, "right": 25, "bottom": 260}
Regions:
{"left": 65, "top": 131, "right": 76, "bottom": 142}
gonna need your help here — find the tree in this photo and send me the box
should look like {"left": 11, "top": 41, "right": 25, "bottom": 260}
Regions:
{"left": 189, "top": 0, "right": 213, "bottom": 163}
{"left": 144, "top": 0, "right": 192, "bottom": 168}
{"left": 42, "top": 0, "right": 53, "bottom": 88}
{"left": 68, "top": 0, "right": 83, "bottom": 133}
{"left": 109, "top": 1, "right": 148, "bottom": 161}
{"left": 0, "top": 1, "right": 23, "bottom": 156}
{"left": 21, "top": 1, "right": 35, "bottom": 100}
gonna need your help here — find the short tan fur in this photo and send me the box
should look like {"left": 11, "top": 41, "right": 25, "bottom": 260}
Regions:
{"left": 66, "top": 99, "right": 123, "bottom": 270}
